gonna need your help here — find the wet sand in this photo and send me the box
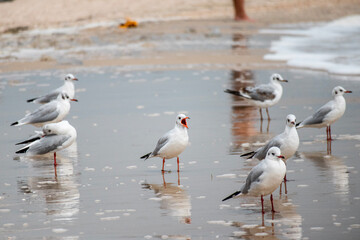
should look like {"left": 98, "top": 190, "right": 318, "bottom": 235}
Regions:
{"left": 1, "top": 1, "right": 360, "bottom": 240}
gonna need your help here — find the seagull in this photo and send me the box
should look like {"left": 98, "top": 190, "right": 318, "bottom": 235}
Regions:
{"left": 15, "top": 120, "right": 77, "bottom": 166}
{"left": 296, "top": 86, "right": 352, "bottom": 141}
{"left": 222, "top": 147, "right": 286, "bottom": 214}
{"left": 27, "top": 73, "right": 78, "bottom": 104}
{"left": 224, "top": 73, "right": 288, "bottom": 120}
{"left": 11, "top": 92, "right": 77, "bottom": 127}
{"left": 141, "top": 114, "right": 190, "bottom": 172}
{"left": 241, "top": 114, "right": 299, "bottom": 162}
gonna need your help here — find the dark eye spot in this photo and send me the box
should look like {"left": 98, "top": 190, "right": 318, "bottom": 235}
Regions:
{"left": 62, "top": 95, "right": 65, "bottom": 100}
{"left": 335, "top": 91, "right": 338, "bottom": 94}
{"left": 340, "top": 89, "right": 343, "bottom": 92}
{"left": 48, "top": 130, "right": 51, "bottom": 133}
{"left": 272, "top": 153, "right": 275, "bottom": 156}
{"left": 178, "top": 117, "right": 181, "bottom": 120}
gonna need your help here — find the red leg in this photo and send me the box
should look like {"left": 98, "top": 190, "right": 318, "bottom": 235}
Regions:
{"left": 54, "top": 152, "right": 57, "bottom": 166}
{"left": 284, "top": 177, "right": 288, "bottom": 194}
{"left": 279, "top": 182, "right": 282, "bottom": 195}
{"left": 162, "top": 158, "right": 165, "bottom": 172}
{"left": 270, "top": 194, "right": 276, "bottom": 213}
{"left": 177, "top": 157, "right": 180, "bottom": 172}
{"left": 261, "top": 195, "right": 265, "bottom": 214}
{"left": 177, "top": 171, "right": 180, "bottom": 186}
{"left": 329, "top": 125, "right": 332, "bottom": 141}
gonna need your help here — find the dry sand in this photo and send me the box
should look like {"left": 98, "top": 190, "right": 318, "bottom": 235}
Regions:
{"left": 1, "top": 0, "right": 360, "bottom": 32}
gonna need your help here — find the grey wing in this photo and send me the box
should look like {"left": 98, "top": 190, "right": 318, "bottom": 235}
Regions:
{"left": 253, "top": 137, "right": 282, "bottom": 160}
{"left": 245, "top": 85, "right": 276, "bottom": 102}
{"left": 36, "top": 91, "right": 60, "bottom": 104}
{"left": 29, "top": 135, "right": 70, "bottom": 155}
{"left": 241, "top": 167, "right": 264, "bottom": 194}
{"left": 25, "top": 103, "right": 59, "bottom": 124}
{"left": 302, "top": 104, "right": 333, "bottom": 126}
{"left": 152, "top": 135, "right": 170, "bottom": 156}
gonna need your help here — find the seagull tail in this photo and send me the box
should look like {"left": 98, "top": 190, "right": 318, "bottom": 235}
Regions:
{"left": 140, "top": 152, "right": 152, "bottom": 160}
{"left": 296, "top": 121, "right": 302, "bottom": 128}
{"left": 240, "top": 151, "right": 255, "bottom": 159}
{"left": 16, "top": 137, "right": 41, "bottom": 145}
{"left": 27, "top": 97, "right": 38, "bottom": 103}
{"left": 11, "top": 121, "right": 19, "bottom": 126}
{"left": 224, "top": 89, "right": 242, "bottom": 96}
{"left": 222, "top": 191, "right": 241, "bottom": 201}
{"left": 16, "top": 146, "right": 29, "bottom": 154}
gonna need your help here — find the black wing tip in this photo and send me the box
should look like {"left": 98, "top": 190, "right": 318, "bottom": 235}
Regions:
{"left": 222, "top": 191, "right": 241, "bottom": 202}
{"left": 11, "top": 121, "right": 18, "bottom": 126}
{"left": 224, "top": 89, "right": 239, "bottom": 95}
{"left": 16, "top": 147, "right": 29, "bottom": 154}
{"left": 296, "top": 122, "right": 301, "bottom": 127}
{"left": 15, "top": 137, "right": 41, "bottom": 145}
{"left": 240, "top": 151, "right": 255, "bottom": 158}
{"left": 27, "top": 98, "right": 37, "bottom": 103}
{"left": 140, "top": 152, "right": 152, "bottom": 160}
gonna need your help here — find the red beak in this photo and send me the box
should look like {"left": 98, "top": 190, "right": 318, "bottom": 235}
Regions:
{"left": 345, "top": 90, "right": 352, "bottom": 93}
{"left": 71, "top": 98, "right": 78, "bottom": 102}
{"left": 73, "top": 78, "right": 78, "bottom": 81}
{"left": 181, "top": 117, "right": 190, "bottom": 128}
{"left": 278, "top": 155, "right": 285, "bottom": 159}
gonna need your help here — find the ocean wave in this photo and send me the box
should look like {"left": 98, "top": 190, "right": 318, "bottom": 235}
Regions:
{"left": 261, "top": 15, "right": 360, "bottom": 75}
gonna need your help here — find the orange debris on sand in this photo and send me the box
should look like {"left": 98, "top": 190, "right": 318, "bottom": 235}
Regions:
{"left": 119, "top": 18, "right": 138, "bottom": 29}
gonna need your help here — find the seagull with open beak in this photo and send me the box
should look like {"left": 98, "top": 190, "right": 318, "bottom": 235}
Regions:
{"left": 141, "top": 114, "right": 190, "bottom": 172}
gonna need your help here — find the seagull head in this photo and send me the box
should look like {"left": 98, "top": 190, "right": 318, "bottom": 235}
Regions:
{"left": 176, "top": 114, "right": 190, "bottom": 129}
{"left": 332, "top": 86, "right": 352, "bottom": 97}
{"left": 270, "top": 73, "right": 288, "bottom": 83}
{"left": 65, "top": 73, "right": 78, "bottom": 81}
{"left": 266, "top": 147, "right": 285, "bottom": 161}
{"left": 286, "top": 114, "right": 296, "bottom": 127}
{"left": 59, "top": 92, "right": 78, "bottom": 102}
{"left": 42, "top": 120, "right": 70, "bottom": 135}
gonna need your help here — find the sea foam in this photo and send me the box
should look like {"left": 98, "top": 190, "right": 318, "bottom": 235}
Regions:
{"left": 262, "top": 15, "right": 360, "bottom": 75}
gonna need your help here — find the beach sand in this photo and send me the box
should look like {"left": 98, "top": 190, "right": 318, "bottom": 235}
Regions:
{"left": 0, "top": 0, "right": 360, "bottom": 239}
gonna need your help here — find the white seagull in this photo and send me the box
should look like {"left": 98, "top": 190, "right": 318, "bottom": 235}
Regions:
{"left": 27, "top": 73, "right": 78, "bottom": 104}
{"left": 297, "top": 86, "right": 352, "bottom": 140}
{"left": 222, "top": 147, "right": 286, "bottom": 214}
{"left": 11, "top": 92, "right": 77, "bottom": 127}
{"left": 241, "top": 114, "right": 299, "bottom": 163}
{"left": 224, "top": 73, "right": 288, "bottom": 120}
{"left": 15, "top": 120, "right": 77, "bottom": 166}
{"left": 141, "top": 114, "right": 190, "bottom": 172}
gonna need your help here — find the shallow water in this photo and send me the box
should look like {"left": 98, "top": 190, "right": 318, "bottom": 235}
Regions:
{"left": 262, "top": 15, "right": 360, "bottom": 75}
{"left": 0, "top": 65, "right": 360, "bottom": 239}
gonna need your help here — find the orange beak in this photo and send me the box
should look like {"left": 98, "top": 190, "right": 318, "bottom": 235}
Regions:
{"left": 181, "top": 117, "right": 190, "bottom": 128}
{"left": 71, "top": 98, "right": 78, "bottom": 102}
{"left": 73, "top": 78, "right": 78, "bottom": 81}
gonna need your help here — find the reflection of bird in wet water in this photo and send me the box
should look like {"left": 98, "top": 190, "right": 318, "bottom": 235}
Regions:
{"left": 300, "top": 151, "right": 349, "bottom": 203}
{"left": 297, "top": 86, "right": 351, "bottom": 141}
{"left": 223, "top": 147, "right": 286, "bottom": 214}
{"left": 17, "top": 153, "right": 80, "bottom": 220}
{"left": 11, "top": 92, "right": 78, "bottom": 127}
{"left": 15, "top": 120, "right": 77, "bottom": 166}
{"left": 27, "top": 73, "right": 78, "bottom": 104}
{"left": 230, "top": 195, "right": 302, "bottom": 239}
{"left": 241, "top": 114, "right": 299, "bottom": 190}
{"left": 141, "top": 114, "right": 190, "bottom": 172}
{"left": 142, "top": 172, "right": 191, "bottom": 224}
{"left": 225, "top": 73, "right": 288, "bottom": 120}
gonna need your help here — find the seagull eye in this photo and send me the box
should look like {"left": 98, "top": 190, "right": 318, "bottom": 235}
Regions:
{"left": 335, "top": 91, "right": 338, "bottom": 94}
{"left": 340, "top": 89, "right": 343, "bottom": 92}
{"left": 272, "top": 153, "right": 275, "bottom": 156}
{"left": 48, "top": 130, "right": 51, "bottom": 133}
{"left": 178, "top": 117, "right": 181, "bottom": 120}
